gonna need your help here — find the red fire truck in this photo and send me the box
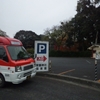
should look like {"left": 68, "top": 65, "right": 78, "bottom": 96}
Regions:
{"left": 0, "top": 36, "right": 36, "bottom": 87}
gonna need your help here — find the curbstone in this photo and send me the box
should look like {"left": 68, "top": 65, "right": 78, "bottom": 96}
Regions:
{"left": 37, "top": 72, "right": 100, "bottom": 90}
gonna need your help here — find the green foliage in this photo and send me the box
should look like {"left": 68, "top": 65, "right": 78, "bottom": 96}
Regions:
{"left": 26, "top": 48, "right": 34, "bottom": 54}
{"left": 26, "top": 48, "right": 34, "bottom": 58}
{"left": 43, "top": 26, "right": 65, "bottom": 47}
{"left": 49, "top": 50, "right": 92, "bottom": 57}
{"left": 14, "top": 30, "right": 40, "bottom": 49}
{"left": 43, "top": 0, "right": 100, "bottom": 51}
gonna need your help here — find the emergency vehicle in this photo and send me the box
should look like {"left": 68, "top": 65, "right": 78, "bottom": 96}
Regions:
{"left": 0, "top": 36, "right": 36, "bottom": 87}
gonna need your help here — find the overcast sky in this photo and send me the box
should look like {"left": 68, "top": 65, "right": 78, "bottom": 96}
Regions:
{"left": 0, "top": 0, "right": 78, "bottom": 38}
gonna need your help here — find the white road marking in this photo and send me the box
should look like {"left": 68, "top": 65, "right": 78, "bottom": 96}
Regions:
{"left": 86, "top": 60, "right": 91, "bottom": 64}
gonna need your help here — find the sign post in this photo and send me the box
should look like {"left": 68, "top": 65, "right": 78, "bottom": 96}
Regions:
{"left": 94, "top": 58, "right": 97, "bottom": 81}
{"left": 94, "top": 50, "right": 100, "bottom": 81}
{"left": 34, "top": 41, "right": 49, "bottom": 72}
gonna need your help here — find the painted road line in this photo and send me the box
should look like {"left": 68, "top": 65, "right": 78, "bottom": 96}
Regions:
{"left": 86, "top": 60, "right": 91, "bottom": 64}
{"left": 97, "top": 79, "right": 100, "bottom": 83}
{"left": 58, "top": 69, "right": 75, "bottom": 75}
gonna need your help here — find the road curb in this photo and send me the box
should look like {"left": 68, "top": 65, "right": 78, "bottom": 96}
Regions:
{"left": 37, "top": 72, "right": 100, "bottom": 90}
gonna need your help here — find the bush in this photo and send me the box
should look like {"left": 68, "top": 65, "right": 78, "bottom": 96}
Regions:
{"left": 26, "top": 48, "right": 34, "bottom": 58}
{"left": 49, "top": 50, "right": 92, "bottom": 57}
{"left": 26, "top": 48, "right": 34, "bottom": 54}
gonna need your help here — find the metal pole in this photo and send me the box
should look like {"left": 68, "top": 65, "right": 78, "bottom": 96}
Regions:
{"left": 95, "top": 32, "right": 98, "bottom": 45}
{"left": 94, "top": 31, "right": 98, "bottom": 81}
{"left": 94, "top": 58, "right": 97, "bottom": 81}
{"left": 49, "top": 60, "right": 52, "bottom": 71}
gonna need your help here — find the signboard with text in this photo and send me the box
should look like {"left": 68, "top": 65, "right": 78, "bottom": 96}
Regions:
{"left": 34, "top": 41, "right": 49, "bottom": 72}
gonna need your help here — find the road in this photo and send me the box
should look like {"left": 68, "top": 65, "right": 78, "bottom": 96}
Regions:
{"left": 0, "top": 76, "right": 100, "bottom": 100}
{"left": 49, "top": 57, "right": 100, "bottom": 81}
{"left": 0, "top": 57, "right": 100, "bottom": 100}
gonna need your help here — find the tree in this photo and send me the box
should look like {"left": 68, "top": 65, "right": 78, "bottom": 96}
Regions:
{"left": 43, "top": 0, "right": 100, "bottom": 51}
{"left": 0, "top": 29, "right": 8, "bottom": 37}
{"left": 43, "top": 25, "right": 68, "bottom": 51}
{"left": 74, "top": 0, "right": 100, "bottom": 50}
{"left": 14, "top": 30, "right": 40, "bottom": 48}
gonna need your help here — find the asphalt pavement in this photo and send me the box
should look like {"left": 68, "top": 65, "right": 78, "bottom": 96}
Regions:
{"left": 0, "top": 76, "right": 100, "bottom": 100}
{"left": 49, "top": 57, "right": 100, "bottom": 81}
{"left": 0, "top": 57, "right": 100, "bottom": 100}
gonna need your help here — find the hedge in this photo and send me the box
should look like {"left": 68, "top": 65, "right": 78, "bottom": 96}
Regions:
{"left": 49, "top": 50, "right": 92, "bottom": 57}
{"left": 26, "top": 48, "right": 92, "bottom": 57}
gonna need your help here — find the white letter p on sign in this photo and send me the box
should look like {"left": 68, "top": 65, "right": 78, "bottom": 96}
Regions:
{"left": 39, "top": 45, "right": 45, "bottom": 52}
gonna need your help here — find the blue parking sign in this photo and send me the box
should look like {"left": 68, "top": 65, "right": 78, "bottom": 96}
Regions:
{"left": 34, "top": 41, "right": 49, "bottom": 72}
{"left": 37, "top": 43, "right": 46, "bottom": 54}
